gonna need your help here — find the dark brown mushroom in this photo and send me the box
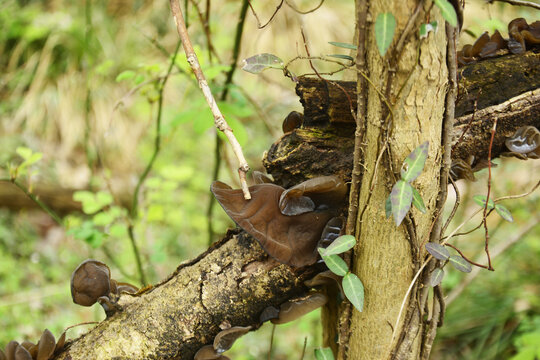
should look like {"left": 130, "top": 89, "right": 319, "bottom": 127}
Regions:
{"left": 14, "top": 346, "right": 32, "bottom": 360}
{"left": 54, "top": 332, "right": 66, "bottom": 355}
{"left": 260, "top": 306, "right": 280, "bottom": 323}
{"left": 282, "top": 111, "right": 303, "bottom": 133}
{"left": 70, "top": 259, "right": 112, "bottom": 307}
{"left": 115, "top": 282, "right": 139, "bottom": 294}
{"left": 194, "top": 345, "right": 221, "bottom": 360}
{"left": 5, "top": 341, "right": 18, "bottom": 360}
{"left": 0, "top": 349, "right": 5, "bottom": 360}
{"left": 305, "top": 270, "right": 342, "bottom": 288}
{"left": 318, "top": 217, "right": 345, "bottom": 249}
{"left": 271, "top": 293, "right": 328, "bottom": 324}
{"left": 36, "top": 329, "right": 55, "bottom": 360}
{"left": 213, "top": 326, "right": 251, "bottom": 354}
{"left": 19, "top": 342, "right": 36, "bottom": 359}
{"left": 211, "top": 178, "right": 345, "bottom": 267}
{"left": 279, "top": 176, "right": 347, "bottom": 216}
{"left": 252, "top": 170, "right": 273, "bottom": 185}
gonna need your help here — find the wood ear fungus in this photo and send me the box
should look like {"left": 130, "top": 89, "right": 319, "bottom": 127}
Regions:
{"left": 70, "top": 259, "right": 111, "bottom": 307}
{"left": 194, "top": 345, "right": 229, "bottom": 360}
{"left": 213, "top": 326, "right": 251, "bottom": 354}
{"left": 504, "top": 126, "right": 540, "bottom": 159}
{"left": 282, "top": 111, "right": 303, "bottom": 133}
{"left": 211, "top": 176, "right": 347, "bottom": 267}
{"left": 271, "top": 293, "right": 328, "bottom": 324}
{"left": 252, "top": 170, "right": 273, "bottom": 185}
{"left": 457, "top": 18, "right": 540, "bottom": 66}
{"left": 1, "top": 329, "right": 66, "bottom": 360}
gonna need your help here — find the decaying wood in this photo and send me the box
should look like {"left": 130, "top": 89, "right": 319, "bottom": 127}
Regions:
{"left": 265, "top": 51, "right": 540, "bottom": 186}
{"left": 55, "top": 230, "right": 322, "bottom": 359}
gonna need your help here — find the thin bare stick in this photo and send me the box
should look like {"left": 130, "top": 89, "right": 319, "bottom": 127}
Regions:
{"left": 481, "top": 117, "right": 498, "bottom": 271}
{"left": 446, "top": 218, "right": 539, "bottom": 305}
{"left": 285, "top": 0, "right": 324, "bottom": 14}
{"left": 488, "top": 0, "right": 540, "bottom": 10}
{"left": 247, "top": 0, "right": 284, "bottom": 29}
{"left": 170, "top": 0, "right": 251, "bottom": 199}
{"left": 445, "top": 243, "right": 491, "bottom": 269}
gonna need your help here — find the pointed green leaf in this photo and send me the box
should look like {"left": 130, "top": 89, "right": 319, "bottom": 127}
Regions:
{"left": 411, "top": 186, "right": 427, "bottom": 213}
{"left": 343, "top": 273, "right": 364, "bottom": 312}
{"left": 391, "top": 180, "right": 413, "bottom": 226}
{"left": 425, "top": 243, "right": 450, "bottom": 261}
{"left": 328, "top": 41, "right": 357, "bottom": 50}
{"left": 321, "top": 235, "right": 356, "bottom": 256}
{"left": 374, "top": 12, "right": 396, "bottom": 56}
{"left": 16, "top": 146, "right": 33, "bottom": 160}
{"left": 319, "top": 249, "right": 348, "bottom": 276}
{"left": 385, "top": 195, "right": 392, "bottom": 219}
{"left": 315, "top": 348, "right": 335, "bottom": 360}
{"left": 115, "top": 70, "right": 136, "bottom": 82}
{"left": 449, "top": 255, "right": 472, "bottom": 273}
{"left": 241, "top": 53, "right": 283, "bottom": 74}
{"left": 430, "top": 268, "right": 445, "bottom": 287}
{"left": 473, "top": 195, "right": 495, "bottom": 210}
{"left": 434, "top": 0, "right": 458, "bottom": 27}
{"left": 328, "top": 54, "right": 355, "bottom": 61}
{"left": 401, "top": 142, "right": 429, "bottom": 182}
{"left": 495, "top": 204, "right": 514, "bottom": 222}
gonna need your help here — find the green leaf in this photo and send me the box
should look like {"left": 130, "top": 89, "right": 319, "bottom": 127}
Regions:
{"left": 343, "top": 272, "right": 364, "bottom": 312}
{"left": 241, "top": 53, "right": 283, "bottom": 74}
{"left": 115, "top": 70, "right": 136, "bottom": 82}
{"left": 495, "top": 204, "right": 514, "bottom": 222}
{"left": 314, "top": 348, "right": 335, "bottom": 360}
{"left": 425, "top": 243, "right": 450, "bottom": 261}
{"left": 473, "top": 195, "right": 495, "bottom": 210}
{"left": 327, "top": 54, "right": 355, "bottom": 61}
{"left": 385, "top": 195, "right": 392, "bottom": 219}
{"left": 390, "top": 180, "right": 413, "bottom": 226}
{"left": 411, "top": 186, "right": 427, "bottom": 213}
{"left": 321, "top": 235, "right": 356, "bottom": 256}
{"left": 433, "top": 0, "right": 458, "bottom": 27}
{"left": 328, "top": 41, "right": 357, "bottom": 50}
{"left": 430, "top": 268, "right": 445, "bottom": 287}
{"left": 374, "top": 12, "right": 396, "bottom": 56}
{"left": 26, "top": 152, "right": 43, "bottom": 165}
{"left": 16, "top": 146, "right": 33, "bottom": 160}
{"left": 319, "top": 249, "right": 348, "bottom": 276}
{"left": 419, "top": 21, "right": 438, "bottom": 39}
{"left": 449, "top": 255, "right": 472, "bottom": 273}
{"left": 401, "top": 141, "right": 429, "bottom": 183}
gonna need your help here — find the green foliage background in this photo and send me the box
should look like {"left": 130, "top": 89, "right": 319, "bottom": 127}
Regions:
{"left": 0, "top": 0, "right": 538, "bottom": 359}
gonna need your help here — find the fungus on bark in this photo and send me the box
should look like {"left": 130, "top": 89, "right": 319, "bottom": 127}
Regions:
{"left": 211, "top": 176, "right": 347, "bottom": 267}
{"left": 213, "top": 326, "right": 251, "bottom": 354}
{"left": 282, "top": 111, "right": 303, "bottom": 133}
{"left": 504, "top": 126, "right": 540, "bottom": 159}
{"left": 271, "top": 293, "right": 329, "bottom": 324}
{"left": 193, "top": 345, "right": 230, "bottom": 360}
{"left": 70, "top": 259, "right": 111, "bottom": 307}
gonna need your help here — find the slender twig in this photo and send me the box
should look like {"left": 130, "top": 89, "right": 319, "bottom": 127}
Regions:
{"left": 488, "top": 0, "right": 540, "bottom": 10}
{"left": 451, "top": 99, "right": 477, "bottom": 152}
{"left": 441, "top": 176, "right": 460, "bottom": 239}
{"left": 84, "top": 0, "right": 94, "bottom": 172}
{"left": 481, "top": 117, "right": 498, "bottom": 271}
{"left": 1, "top": 178, "right": 63, "bottom": 225}
{"left": 247, "top": 0, "right": 284, "bottom": 29}
{"left": 300, "top": 337, "right": 308, "bottom": 360}
{"left": 188, "top": 0, "right": 221, "bottom": 62}
{"left": 267, "top": 323, "right": 276, "bottom": 360}
{"left": 206, "top": 0, "right": 250, "bottom": 246}
{"left": 285, "top": 0, "right": 324, "bottom": 14}
{"left": 444, "top": 243, "right": 491, "bottom": 269}
{"left": 170, "top": 0, "right": 251, "bottom": 199}
{"left": 446, "top": 218, "right": 540, "bottom": 305}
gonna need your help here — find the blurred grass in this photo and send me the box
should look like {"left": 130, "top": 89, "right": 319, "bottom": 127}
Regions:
{"left": 0, "top": 0, "right": 539, "bottom": 358}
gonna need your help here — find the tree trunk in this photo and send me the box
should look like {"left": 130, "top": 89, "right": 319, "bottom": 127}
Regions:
{"left": 342, "top": 1, "right": 448, "bottom": 359}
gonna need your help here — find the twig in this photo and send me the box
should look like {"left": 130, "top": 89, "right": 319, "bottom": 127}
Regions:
{"left": 446, "top": 218, "right": 539, "bottom": 305}
{"left": 170, "top": 0, "right": 251, "bottom": 199}
{"left": 481, "top": 117, "right": 498, "bottom": 271}
{"left": 206, "top": 0, "right": 250, "bottom": 246}
{"left": 247, "top": 0, "right": 284, "bottom": 29}
{"left": 300, "top": 337, "right": 307, "bottom": 360}
{"left": 188, "top": 0, "right": 221, "bottom": 63}
{"left": 1, "top": 178, "right": 63, "bottom": 225}
{"left": 285, "top": 0, "right": 324, "bottom": 14}
{"left": 267, "top": 323, "right": 276, "bottom": 360}
{"left": 488, "top": 0, "right": 540, "bottom": 10}
{"left": 444, "top": 243, "right": 491, "bottom": 269}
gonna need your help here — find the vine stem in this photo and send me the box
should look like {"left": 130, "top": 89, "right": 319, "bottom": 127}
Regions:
{"left": 169, "top": 0, "right": 251, "bottom": 199}
{"left": 482, "top": 117, "right": 498, "bottom": 271}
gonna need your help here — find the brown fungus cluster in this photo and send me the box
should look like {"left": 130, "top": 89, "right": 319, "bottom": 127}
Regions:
{"left": 211, "top": 175, "right": 347, "bottom": 267}
{"left": 194, "top": 326, "right": 252, "bottom": 360}
{"left": 458, "top": 18, "right": 540, "bottom": 66}
{"left": 504, "top": 126, "right": 540, "bottom": 159}
{"left": 70, "top": 259, "right": 138, "bottom": 317}
{"left": 0, "top": 329, "right": 65, "bottom": 360}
